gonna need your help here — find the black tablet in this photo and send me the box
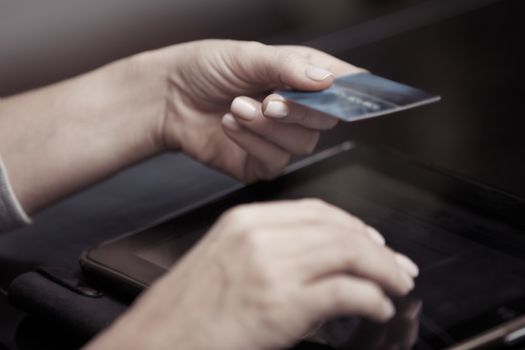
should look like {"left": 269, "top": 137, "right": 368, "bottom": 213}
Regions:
{"left": 80, "top": 143, "right": 525, "bottom": 349}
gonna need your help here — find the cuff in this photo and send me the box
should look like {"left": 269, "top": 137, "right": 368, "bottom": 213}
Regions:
{"left": 0, "top": 156, "right": 31, "bottom": 233}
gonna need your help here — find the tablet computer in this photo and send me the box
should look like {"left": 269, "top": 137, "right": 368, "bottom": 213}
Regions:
{"left": 80, "top": 142, "right": 525, "bottom": 349}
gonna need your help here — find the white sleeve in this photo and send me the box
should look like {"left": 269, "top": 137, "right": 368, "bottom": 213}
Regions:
{"left": 0, "top": 156, "right": 31, "bottom": 233}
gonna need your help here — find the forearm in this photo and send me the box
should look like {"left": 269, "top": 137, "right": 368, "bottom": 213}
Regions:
{"left": 0, "top": 53, "right": 166, "bottom": 214}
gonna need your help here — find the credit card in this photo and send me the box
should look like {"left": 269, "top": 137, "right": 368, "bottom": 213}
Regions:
{"left": 277, "top": 72, "right": 440, "bottom": 122}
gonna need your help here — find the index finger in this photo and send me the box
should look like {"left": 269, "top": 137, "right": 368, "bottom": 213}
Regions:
{"left": 264, "top": 47, "right": 366, "bottom": 128}
{"left": 295, "top": 228, "right": 415, "bottom": 296}
{"left": 277, "top": 45, "right": 366, "bottom": 77}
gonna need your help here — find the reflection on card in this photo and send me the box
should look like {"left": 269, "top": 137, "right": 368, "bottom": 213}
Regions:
{"left": 277, "top": 72, "right": 441, "bottom": 122}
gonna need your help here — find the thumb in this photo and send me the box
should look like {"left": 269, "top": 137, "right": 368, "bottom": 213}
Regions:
{"left": 236, "top": 42, "right": 335, "bottom": 91}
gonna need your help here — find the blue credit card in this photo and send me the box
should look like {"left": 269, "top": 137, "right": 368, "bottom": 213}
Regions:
{"left": 277, "top": 72, "right": 441, "bottom": 122}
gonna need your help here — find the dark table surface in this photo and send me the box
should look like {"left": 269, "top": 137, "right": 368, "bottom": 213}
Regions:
{"left": 1, "top": 0, "right": 524, "bottom": 348}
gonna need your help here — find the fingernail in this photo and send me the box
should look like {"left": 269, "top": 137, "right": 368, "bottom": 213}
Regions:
{"left": 366, "top": 226, "right": 386, "bottom": 246}
{"left": 395, "top": 253, "right": 419, "bottom": 278}
{"left": 222, "top": 113, "right": 241, "bottom": 131}
{"left": 382, "top": 300, "right": 396, "bottom": 320}
{"left": 264, "top": 100, "right": 288, "bottom": 118}
{"left": 231, "top": 97, "right": 258, "bottom": 121}
{"left": 305, "top": 66, "right": 334, "bottom": 82}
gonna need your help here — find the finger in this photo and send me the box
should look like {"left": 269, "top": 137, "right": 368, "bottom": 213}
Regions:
{"left": 238, "top": 225, "right": 363, "bottom": 265}
{"left": 295, "top": 229, "right": 414, "bottom": 296}
{"left": 303, "top": 276, "right": 395, "bottom": 323}
{"left": 261, "top": 94, "right": 339, "bottom": 130}
{"left": 231, "top": 216, "right": 413, "bottom": 294}
{"left": 231, "top": 96, "right": 320, "bottom": 155}
{"left": 278, "top": 45, "right": 367, "bottom": 77}
{"left": 221, "top": 113, "right": 291, "bottom": 181}
{"left": 226, "top": 199, "right": 371, "bottom": 237}
{"left": 235, "top": 42, "right": 335, "bottom": 90}
{"left": 220, "top": 200, "right": 416, "bottom": 293}
{"left": 224, "top": 199, "right": 386, "bottom": 247}
{"left": 367, "top": 226, "right": 386, "bottom": 246}
{"left": 394, "top": 253, "right": 419, "bottom": 278}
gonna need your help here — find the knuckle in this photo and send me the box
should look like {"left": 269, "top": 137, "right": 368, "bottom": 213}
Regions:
{"left": 339, "top": 242, "right": 361, "bottom": 266}
{"left": 221, "top": 205, "right": 254, "bottom": 231}
{"left": 364, "top": 281, "right": 384, "bottom": 299}
{"left": 244, "top": 228, "right": 269, "bottom": 252}
{"left": 245, "top": 240, "right": 276, "bottom": 283}
{"left": 251, "top": 268, "right": 275, "bottom": 290}
{"left": 362, "top": 282, "right": 385, "bottom": 309}
{"left": 378, "top": 246, "right": 399, "bottom": 267}
{"left": 246, "top": 40, "right": 265, "bottom": 49}
{"left": 240, "top": 41, "right": 267, "bottom": 56}
{"left": 360, "top": 283, "right": 387, "bottom": 310}
{"left": 349, "top": 216, "right": 368, "bottom": 233}
{"left": 222, "top": 205, "right": 246, "bottom": 223}
{"left": 356, "top": 233, "right": 375, "bottom": 253}
{"left": 244, "top": 287, "right": 287, "bottom": 324}
{"left": 333, "top": 209, "right": 367, "bottom": 234}
{"left": 239, "top": 225, "right": 273, "bottom": 256}
{"left": 343, "top": 232, "right": 374, "bottom": 261}
{"left": 277, "top": 49, "right": 298, "bottom": 66}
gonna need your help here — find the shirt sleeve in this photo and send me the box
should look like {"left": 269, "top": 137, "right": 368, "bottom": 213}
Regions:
{"left": 0, "top": 156, "right": 31, "bottom": 233}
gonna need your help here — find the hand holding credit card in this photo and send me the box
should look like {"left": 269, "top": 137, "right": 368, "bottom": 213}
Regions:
{"left": 277, "top": 72, "right": 440, "bottom": 122}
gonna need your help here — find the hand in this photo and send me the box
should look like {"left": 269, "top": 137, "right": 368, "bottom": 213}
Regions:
{"left": 144, "top": 40, "right": 364, "bottom": 182}
{"left": 0, "top": 39, "right": 362, "bottom": 214}
{"left": 87, "top": 199, "right": 418, "bottom": 350}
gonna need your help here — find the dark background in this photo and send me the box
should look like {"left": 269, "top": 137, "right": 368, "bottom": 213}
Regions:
{"left": 1, "top": 0, "right": 523, "bottom": 348}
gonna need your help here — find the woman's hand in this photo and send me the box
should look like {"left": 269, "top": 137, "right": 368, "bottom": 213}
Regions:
{"left": 0, "top": 39, "right": 362, "bottom": 213}
{"left": 87, "top": 199, "right": 418, "bottom": 350}
{"left": 143, "top": 40, "right": 364, "bottom": 182}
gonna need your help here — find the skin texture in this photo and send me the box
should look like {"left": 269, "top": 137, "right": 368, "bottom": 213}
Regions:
{"left": 0, "top": 40, "right": 418, "bottom": 349}
{"left": 86, "top": 200, "right": 416, "bottom": 350}
{"left": 0, "top": 40, "right": 363, "bottom": 213}
{"left": 154, "top": 40, "right": 364, "bottom": 182}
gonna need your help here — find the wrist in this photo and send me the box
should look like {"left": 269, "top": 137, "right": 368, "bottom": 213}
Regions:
{"left": 99, "top": 52, "right": 168, "bottom": 156}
